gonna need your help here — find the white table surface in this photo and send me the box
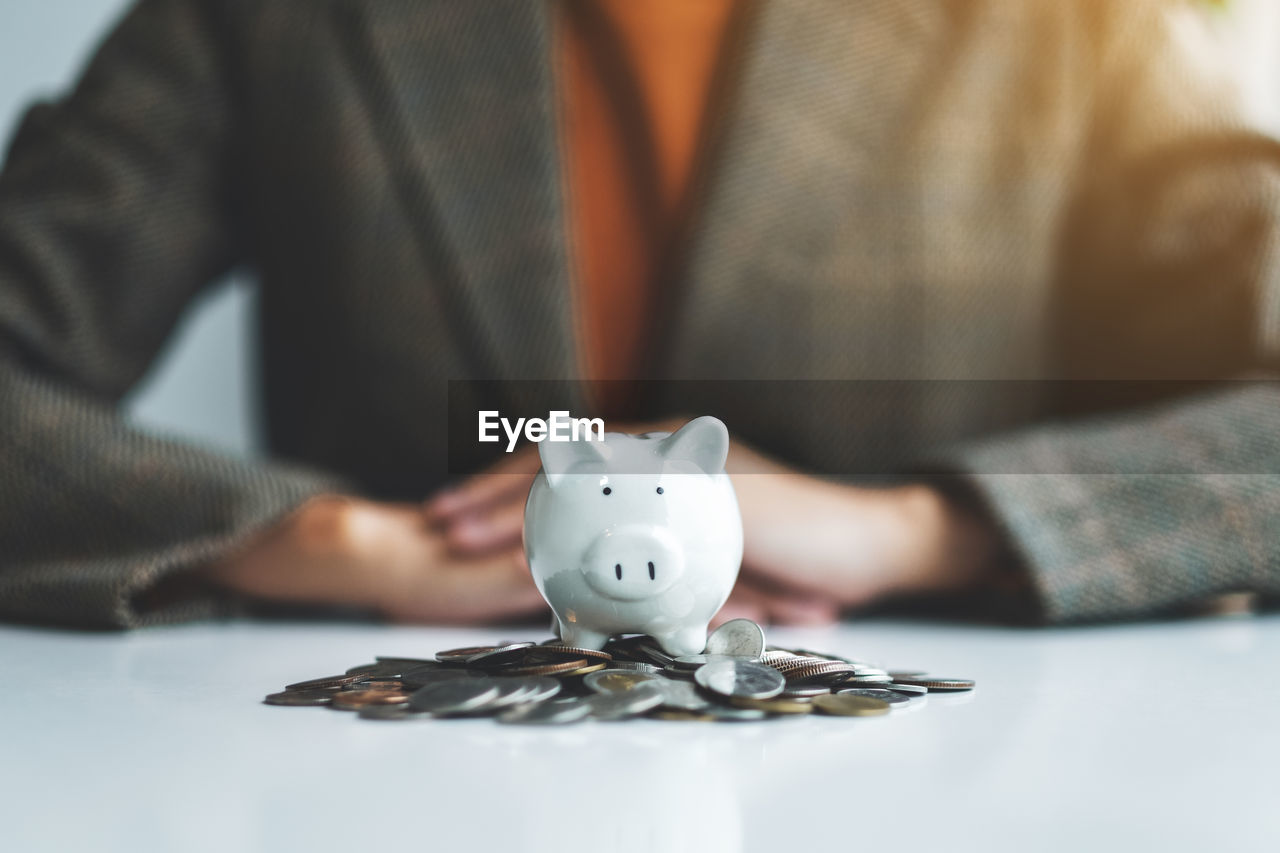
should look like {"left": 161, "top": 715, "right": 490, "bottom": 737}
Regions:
{"left": 3, "top": 615, "right": 1278, "bottom": 853}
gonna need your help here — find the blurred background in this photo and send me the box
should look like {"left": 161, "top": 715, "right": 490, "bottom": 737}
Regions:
{"left": 2, "top": 0, "right": 1278, "bottom": 459}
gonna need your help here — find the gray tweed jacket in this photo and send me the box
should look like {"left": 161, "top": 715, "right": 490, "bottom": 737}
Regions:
{"left": 1, "top": 0, "right": 1278, "bottom": 629}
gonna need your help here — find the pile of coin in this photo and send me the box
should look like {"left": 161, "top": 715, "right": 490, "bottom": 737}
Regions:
{"left": 263, "top": 619, "right": 975, "bottom": 724}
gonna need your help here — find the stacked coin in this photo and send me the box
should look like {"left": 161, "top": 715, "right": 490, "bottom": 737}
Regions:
{"left": 263, "top": 618, "right": 975, "bottom": 724}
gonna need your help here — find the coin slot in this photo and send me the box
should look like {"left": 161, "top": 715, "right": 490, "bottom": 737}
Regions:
{"left": 648, "top": 561, "right": 655, "bottom": 580}
{"left": 615, "top": 563, "right": 622, "bottom": 580}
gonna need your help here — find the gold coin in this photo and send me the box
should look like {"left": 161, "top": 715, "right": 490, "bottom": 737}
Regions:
{"left": 560, "top": 662, "right": 608, "bottom": 677}
{"left": 729, "top": 696, "right": 813, "bottom": 715}
{"left": 584, "top": 671, "right": 655, "bottom": 693}
{"left": 812, "top": 694, "right": 890, "bottom": 717}
{"left": 650, "top": 710, "right": 716, "bottom": 722}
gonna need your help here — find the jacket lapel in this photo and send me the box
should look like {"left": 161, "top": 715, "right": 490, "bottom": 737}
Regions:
{"left": 661, "top": 0, "right": 950, "bottom": 382}
{"left": 338, "top": 0, "right": 576, "bottom": 385}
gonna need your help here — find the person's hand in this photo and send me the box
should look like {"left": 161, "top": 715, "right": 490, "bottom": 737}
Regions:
{"left": 424, "top": 423, "right": 1003, "bottom": 625}
{"left": 202, "top": 496, "right": 547, "bottom": 623}
{"left": 722, "top": 444, "right": 1002, "bottom": 610}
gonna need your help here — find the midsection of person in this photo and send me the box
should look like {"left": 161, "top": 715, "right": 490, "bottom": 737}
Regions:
{"left": 235, "top": 0, "right": 1114, "bottom": 494}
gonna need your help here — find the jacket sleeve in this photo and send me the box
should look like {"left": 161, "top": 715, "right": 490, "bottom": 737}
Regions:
{"left": 0, "top": 0, "right": 344, "bottom": 629}
{"left": 948, "top": 1, "right": 1280, "bottom": 623}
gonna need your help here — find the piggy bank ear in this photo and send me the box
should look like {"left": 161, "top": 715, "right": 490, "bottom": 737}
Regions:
{"left": 538, "top": 435, "right": 607, "bottom": 487}
{"left": 657, "top": 416, "right": 730, "bottom": 475}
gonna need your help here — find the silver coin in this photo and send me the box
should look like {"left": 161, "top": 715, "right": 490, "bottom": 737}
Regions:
{"left": 836, "top": 687, "right": 914, "bottom": 706}
{"left": 654, "top": 678, "right": 713, "bottom": 711}
{"left": 484, "top": 678, "right": 538, "bottom": 710}
{"left": 671, "top": 653, "right": 750, "bottom": 670}
{"left": 357, "top": 705, "right": 435, "bottom": 721}
{"left": 587, "top": 683, "right": 665, "bottom": 720}
{"left": 497, "top": 698, "right": 593, "bottom": 725}
{"left": 408, "top": 679, "right": 500, "bottom": 714}
{"left": 702, "top": 705, "right": 768, "bottom": 722}
{"left": 778, "top": 683, "right": 832, "bottom": 699}
{"left": 694, "top": 660, "right": 785, "bottom": 700}
{"left": 522, "top": 677, "right": 563, "bottom": 704}
{"left": 704, "top": 619, "right": 766, "bottom": 658}
{"left": 400, "top": 666, "right": 487, "bottom": 689}
{"left": 465, "top": 642, "right": 536, "bottom": 667}
{"left": 845, "top": 674, "right": 893, "bottom": 683}
{"left": 607, "top": 660, "right": 663, "bottom": 675}
{"left": 882, "top": 682, "right": 929, "bottom": 696}
{"left": 635, "top": 642, "right": 675, "bottom": 667}
{"left": 375, "top": 656, "right": 436, "bottom": 666}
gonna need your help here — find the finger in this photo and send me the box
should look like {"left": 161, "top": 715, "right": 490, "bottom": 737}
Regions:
{"left": 444, "top": 498, "right": 526, "bottom": 556}
{"left": 745, "top": 570, "right": 843, "bottom": 625}
{"left": 424, "top": 445, "right": 542, "bottom": 522}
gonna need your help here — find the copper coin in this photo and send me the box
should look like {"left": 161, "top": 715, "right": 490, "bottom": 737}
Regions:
{"left": 285, "top": 673, "right": 367, "bottom": 691}
{"left": 331, "top": 689, "right": 413, "bottom": 710}
{"left": 435, "top": 646, "right": 502, "bottom": 664}
{"left": 345, "top": 679, "right": 405, "bottom": 691}
{"left": 264, "top": 689, "right": 335, "bottom": 706}
{"left": 495, "top": 658, "right": 590, "bottom": 677}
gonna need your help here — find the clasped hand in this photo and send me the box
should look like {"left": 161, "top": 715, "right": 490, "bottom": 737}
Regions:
{"left": 207, "top": 420, "right": 998, "bottom": 625}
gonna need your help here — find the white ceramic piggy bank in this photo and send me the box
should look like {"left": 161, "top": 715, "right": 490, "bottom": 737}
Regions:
{"left": 523, "top": 416, "right": 743, "bottom": 656}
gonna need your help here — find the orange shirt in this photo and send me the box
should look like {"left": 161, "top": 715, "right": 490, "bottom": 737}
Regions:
{"left": 560, "top": 0, "right": 739, "bottom": 416}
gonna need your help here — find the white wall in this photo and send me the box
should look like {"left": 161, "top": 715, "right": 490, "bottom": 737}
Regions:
{"left": 0, "top": 0, "right": 260, "bottom": 456}
{"left": 1206, "top": 0, "right": 1280, "bottom": 135}
{"left": 1, "top": 0, "right": 1277, "bottom": 460}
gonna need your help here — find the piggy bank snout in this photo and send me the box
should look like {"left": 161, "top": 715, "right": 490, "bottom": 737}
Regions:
{"left": 581, "top": 525, "right": 685, "bottom": 601}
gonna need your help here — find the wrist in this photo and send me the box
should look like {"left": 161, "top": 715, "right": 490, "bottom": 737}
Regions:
{"left": 883, "top": 483, "right": 1002, "bottom": 596}
{"left": 202, "top": 494, "right": 358, "bottom": 590}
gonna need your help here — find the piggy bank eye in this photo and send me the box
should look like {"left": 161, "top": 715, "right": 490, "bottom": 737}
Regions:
{"left": 656, "top": 486, "right": 664, "bottom": 495}
{"left": 602, "top": 486, "right": 612, "bottom": 496}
